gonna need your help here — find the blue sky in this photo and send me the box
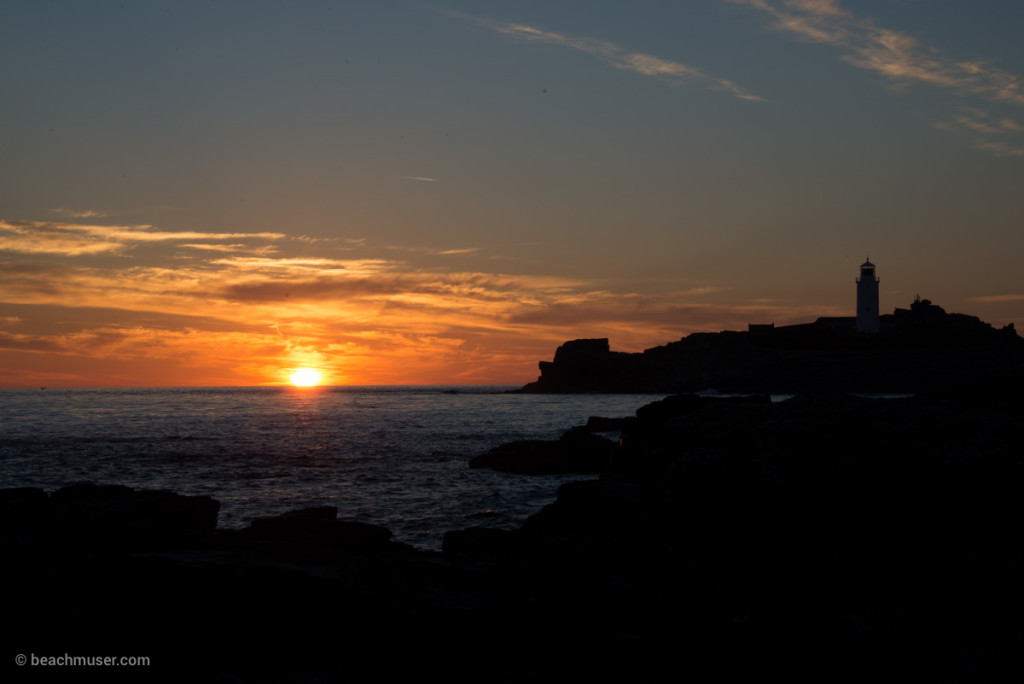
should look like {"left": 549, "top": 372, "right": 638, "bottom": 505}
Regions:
{"left": 2, "top": 0, "right": 1023, "bottom": 385}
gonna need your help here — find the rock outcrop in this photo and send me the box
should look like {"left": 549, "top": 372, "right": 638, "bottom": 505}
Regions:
{"left": 469, "top": 428, "right": 616, "bottom": 474}
{"left": 487, "top": 392, "right": 1024, "bottom": 681}
{"left": 4, "top": 390, "right": 1023, "bottom": 682}
{"left": 0, "top": 483, "right": 220, "bottom": 552}
{"left": 520, "top": 299, "right": 1024, "bottom": 394}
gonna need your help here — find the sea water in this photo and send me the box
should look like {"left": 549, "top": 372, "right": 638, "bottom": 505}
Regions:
{"left": 0, "top": 386, "right": 665, "bottom": 550}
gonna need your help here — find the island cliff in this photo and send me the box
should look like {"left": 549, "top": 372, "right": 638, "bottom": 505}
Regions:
{"left": 520, "top": 298, "right": 1024, "bottom": 394}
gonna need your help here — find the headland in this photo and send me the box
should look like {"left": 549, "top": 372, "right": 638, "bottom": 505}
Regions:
{"left": 520, "top": 297, "right": 1024, "bottom": 394}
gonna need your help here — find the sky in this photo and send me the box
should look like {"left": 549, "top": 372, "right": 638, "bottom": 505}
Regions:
{"left": 2, "top": 0, "right": 1023, "bottom": 387}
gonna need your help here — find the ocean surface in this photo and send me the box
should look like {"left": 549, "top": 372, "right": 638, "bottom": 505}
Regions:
{"left": 0, "top": 386, "right": 666, "bottom": 550}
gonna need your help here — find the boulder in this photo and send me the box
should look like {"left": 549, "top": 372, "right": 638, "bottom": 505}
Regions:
{"left": 334, "top": 520, "right": 394, "bottom": 551}
{"left": 442, "top": 527, "right": 520, "bottom": 555}
{"left": 584, "top": 415, "right": 629, "bottom": 432}
{"left": 248, "top": 506, "right": 393, "bottom": 551}
{"left": 0, "top": 487, "right": 49, "bottom": 545}
{"left": 470, "top": 430, "right": 616, "bottom": 475}
{"left": 249, "top": 505, "right": 340, "bottom": 537}
{"left": 26, "top": 484, "right": 221, "bottom": 550}
{"left": 0, "top": 486, "right": 48, "bottom": 519}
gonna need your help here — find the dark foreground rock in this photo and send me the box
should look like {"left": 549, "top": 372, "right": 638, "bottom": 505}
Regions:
{"left": 469, "top": 428, "right": 616, "bottom": 474}
{"left": 1, "top": 484, "right": 220, "bottom": 552}
{"left": 5, "top": 392, "right": 1024, "bottom": 682}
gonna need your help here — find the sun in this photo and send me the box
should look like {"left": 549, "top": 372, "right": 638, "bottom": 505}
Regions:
{"left": 289, "top": 368, "right": 323, "bottom": 387}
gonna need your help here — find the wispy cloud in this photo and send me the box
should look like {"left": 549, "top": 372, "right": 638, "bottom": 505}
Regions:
{"left": 727, "top": 0, "right": 1024, "bottom": 101}
{"left": 727, "top": 0, "right": 1024, "bottom": 156}
{"left": 0, "top": 224, "right": 124, "bottom": 256}
{"left": 386, "top": 244, "right": 480, "bottom": 257}
{"left": 934, "top": 108, "right": 1024, "bottom": 157}
{"left": 0, "top": 217, "right": 750, "bottom": 384}
{"left": 967, "top": 294, "right": 1024, "bottom": 303}
{"left": 178, "top": 243, "right": 281, "bottom": 255}
{"left": 971, "top": 140, "right": 1024, "bottom": 158}
{"left": 51, "top": 208, "right": 108, "bottom": 219}
{"left": 506, "top": 291, "right": 834, "bottom": 339}
{"left": 400, "top": 176, "right": 438, "bottom": 182}
{"left": 0, "top": 217, "right": 850, "bottom": 385}
{"left": 0, "top": 220, "right": 288, "bottom": 257}
{"left": 457, "top": 12, "right": 763, "bottom": 102}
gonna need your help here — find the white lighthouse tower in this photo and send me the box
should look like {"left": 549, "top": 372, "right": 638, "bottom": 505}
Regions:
{"left": 856, "top": 258, "right": 880, "bottom": 334}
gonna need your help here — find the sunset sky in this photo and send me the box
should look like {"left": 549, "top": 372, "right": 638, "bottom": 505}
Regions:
{"left": 2, "top": 0, "right": 1023, "bottom": 387}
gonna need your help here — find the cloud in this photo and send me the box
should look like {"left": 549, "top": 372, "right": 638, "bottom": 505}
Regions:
{"left": 52, "top": 208, "right": 109, "bottom": 219}
{"left": 0, "top": 216, "right": 850, "bottom": 385}
{"left": 727, "top": 0, "right": 1024, "bottom": 155}
{"left": 437, "top": 248, "right": 479, "bottom": 255}
{"left": 0, "top": 219, "right": 288, "bottom": 257}
{"left": 785, "top": 0, "right": 848, "bottom": 18}
{"left": 0, "top": 330, "right": 64, "bottom": 353}
{"left": 177, "top": 243, "right": 281, "bottom": 256}
{"left": 933, "top": 108, "right": 1024, "bottom": 156}
{"left": 0, "top": 324, "right": 292, "bottom": 384}
{"left": 967, "top": 294, "right": 1024, "bottom": 303}
{"left": 208, "top": 256, "right": 393, "bottom": 279}
{"left": 971, "top": 140, "right": 1024, "bottom": 158}
{"left": 457, "top": 13, "right": 763, "bottom": 102}
{"left": 728, "top": 0, "right": 1024, "bottom": 101}
{"left": 0, "top": 221, "right": 130, "bottom": 256}
{"left": 2, "top": 228, "right": 737, "bottom": 384}
{"left": 385, "top": 244, "right": 480, "bottom": 257}
{"left": 505, "top": 292, "right": 835, "bottom": 341}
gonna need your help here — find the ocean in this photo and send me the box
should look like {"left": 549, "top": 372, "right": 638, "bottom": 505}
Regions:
{"left": 0, "top": 386, "right": 666, "bottom": 550}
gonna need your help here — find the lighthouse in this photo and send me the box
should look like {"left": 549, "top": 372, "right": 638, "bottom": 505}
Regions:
{"left": 856, "top": 259, "right": 880, "bottom": 334}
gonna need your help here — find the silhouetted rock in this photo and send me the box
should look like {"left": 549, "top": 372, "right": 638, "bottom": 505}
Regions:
{"left": 0, "top": 483, "right": 220, "bottom": 551}
{"left": 470, "top": 429, "right": 616, "bottom": 474}
{"left": 0, "top": 486, "right": 47, "bottom": 518}
{"left": 529, "top": 338, "right": 638, "bottom": 392}
{"left": 470, "top": 439, "right": 559, "bottom": 473}
{"left": 520, "top": 299, "right": 1024, "bottom": 394}
{"left": 249, "top": 505, "right": 340, "bottom": 536}
{"left": 510, "top": 392, "right": 1024, "bottom": 681}
{"left": 248, "top": 505, "right": 395, "bottom": 551}
{"left": 4, "top": 391, "right": 1023, "bottom": 682}
{"left": 0, "top": 486, "right": 47, "bottom": 505}
{"left": 334, "top": 519, "right": 396, "bottom": 551}
{"left": 442, "top": 526, "right": 520, "bottom": 555}
{"left": 584, "top": 415, "right": 629, "bottom": 432}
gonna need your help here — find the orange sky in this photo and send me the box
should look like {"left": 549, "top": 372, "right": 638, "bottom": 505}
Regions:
{"left": 2, "top": 2, "right": 1023, "bottom": 387}
{"left": 0, "top": 219, "right": 843, "bottom": 386}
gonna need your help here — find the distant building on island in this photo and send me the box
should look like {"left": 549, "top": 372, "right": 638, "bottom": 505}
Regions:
{"left": 856, "top": 259, "right": 880, "bottom": 334}
{"left": 527, "top": 254, "right": 1022, "bottom": 394}
{"left": 750, "top": 258, "right": 880, "bottom": 336}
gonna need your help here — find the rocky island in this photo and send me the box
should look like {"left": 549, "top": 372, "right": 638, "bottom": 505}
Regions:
{"left": 520, "top": 297, "right": 1024, "bottom": 394}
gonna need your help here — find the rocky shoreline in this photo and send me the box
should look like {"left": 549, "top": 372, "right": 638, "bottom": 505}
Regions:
{"left": 5, "top": 389, "right": 1024, "bottom": 682}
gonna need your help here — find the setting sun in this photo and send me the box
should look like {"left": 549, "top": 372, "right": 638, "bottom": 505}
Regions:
{"left": 289, "top": 368, "right": 323, "bottom": 387}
